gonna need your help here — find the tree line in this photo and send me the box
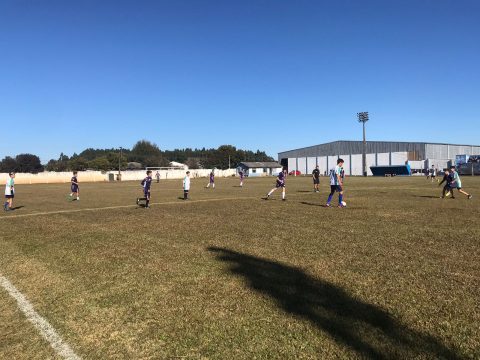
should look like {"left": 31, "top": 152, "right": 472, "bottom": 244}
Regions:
{"left": 0, "top": 140, "right": 274, "bottom": 173}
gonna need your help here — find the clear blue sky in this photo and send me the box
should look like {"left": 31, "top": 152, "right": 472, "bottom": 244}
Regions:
{"left": 1, "top": 0, "right": 479, "bottom": 163}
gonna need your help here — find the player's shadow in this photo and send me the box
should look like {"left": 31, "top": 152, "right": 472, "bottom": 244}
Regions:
{"left": 413, "top": 195, "right": 440, "bottom": 199}
{"left": 300, "top": 201, "right": 323, "bottom": 207}
{"left": 10, "top": 206, "right": 25, "bottom": 210}
{"left": 208, "top": 247, "right": 463, "bottom": 359}
{"left": 296, "top": 190, "right": 313, "bottom": 193}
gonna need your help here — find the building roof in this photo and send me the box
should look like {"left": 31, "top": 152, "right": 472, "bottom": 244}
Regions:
{"left": 278, "top": 140, "right": 480, "bottom": 160}
{"left": 239, "top": 162, "right": 282, "bottom": 168}
{"left": 279, "top": 140, "right": 480, "bottom": 155}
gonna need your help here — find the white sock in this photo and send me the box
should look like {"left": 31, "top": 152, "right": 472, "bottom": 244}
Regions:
{"left": 282, "top": 191, "right": 285, "bottom": 199}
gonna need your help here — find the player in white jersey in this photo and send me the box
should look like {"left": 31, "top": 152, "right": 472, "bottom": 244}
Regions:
{"left": 4, "top": 172, "right": 15, "bottom": 211}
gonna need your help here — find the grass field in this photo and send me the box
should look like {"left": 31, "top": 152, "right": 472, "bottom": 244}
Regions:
{"left": 0, "top": 176, "right": 479, "bottom": 359}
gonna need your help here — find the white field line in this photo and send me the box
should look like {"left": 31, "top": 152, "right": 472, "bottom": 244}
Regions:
{"left": 0, "top": 275, "right": 81, "bottom": 360}
{"left": 0, "top": 191, "right": 328, "bottom": 220}
{"left": 0, "top": 196, "right": 262, "bottom": 219}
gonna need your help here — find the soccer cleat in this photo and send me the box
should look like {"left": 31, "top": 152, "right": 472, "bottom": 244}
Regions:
{"left": 325, "top": 204, "right": 331, "bottom": 207}
{"left": 136, "top": 198, "right": 140, "bottom": 205}
{"left": 468, "top": 195, "right": 473, "bottom": 199}
{"left": 282, "top": 198, "right": 286, "bottom": 201}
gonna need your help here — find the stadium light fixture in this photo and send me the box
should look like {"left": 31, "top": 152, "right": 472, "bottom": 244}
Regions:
{"left": 357, "top": 112, "right": 369, "bottom": 177}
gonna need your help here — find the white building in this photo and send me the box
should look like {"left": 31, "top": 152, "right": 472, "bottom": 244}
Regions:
{"left": 238, "top": 162, "right": 283, "bottom": 177}
{"left": 278, "top": 140, "right": 480, "bottom": 176}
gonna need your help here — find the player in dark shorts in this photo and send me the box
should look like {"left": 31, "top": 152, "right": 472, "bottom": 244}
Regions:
{"left": 137, "top": 170, "right": 153, "bottom": 208}
{"left": 239, "top": 170, "right": 244, "bottom": 187}
{"left": 69, "top": 171, "right": 79, "bottom": 201}
{"left": 438, "top": 169, "right": 452, "bottom": 198}
{"left": 326, "top": 158, "right": 345, "bottom": 208}
{"left": 312, "top": 165, "right": 320, "bottom": 192}
{"left": 4, "top": 172, "right": 15, "bottom": 211}
{"left": 265, "top": 169, "right": 287, "bottom": 201}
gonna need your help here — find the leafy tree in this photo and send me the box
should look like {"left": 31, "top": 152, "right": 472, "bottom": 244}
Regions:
{"left": 15, "top": 154, "right": 44, "bottom": 173}
{"left": 130, "top": 140, "right": 168, "bottom": 167}
{"left": 43, "top": 140, "right": 275, "bottom": 171}
{"left": 69, "top": 157, "right": 88, "bottom": 171}
{"left": 0, "top": 156, "right": 17, "bottom": 172}
{"left": 45, "top": 153, "right": 70, "bottom": 171}
{"left": 88, "top": 157, "right": 111, "bottom": 171}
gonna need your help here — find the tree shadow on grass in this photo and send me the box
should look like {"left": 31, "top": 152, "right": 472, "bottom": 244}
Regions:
{"left": 208, "top": 247, "right": 463, "bottom": 359}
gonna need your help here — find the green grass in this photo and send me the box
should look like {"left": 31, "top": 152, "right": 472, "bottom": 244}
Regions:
{"left": 0, "top": 176, "right": 479, "bottom": 359}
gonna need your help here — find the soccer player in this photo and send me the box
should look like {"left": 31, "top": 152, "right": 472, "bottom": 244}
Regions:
{"left": 155, "top": 171, "right": 160, "bottom": 183}
{"left": 438, "top": 169, "right": 452, "bottom": 198}
{"left": 137, "top": 170, "right": 153, "bottom": 208}
{"left": 183, "top": 171, "right": 191, "bottom": 200}
{"left": 326, "top": 158, "right": 345, "bottom": 208}
{"left": 239, "top": 170, "right": 244, "bottom": 187}
{"left": 446, "top": 166, "right": 472, "bottom": 199}
{"left": 4, "top": 172, "right": 15, "bottom": 211}
{"left": 69, "top": 171, "right": 79, "bottom": 201}
{"left": 312, "top": 165, "right": 320, "bottom": 192}
{"left": 430, "top": 166, "right": 437, "bottom": 183}
{"left": 265, "top": 169, "right": 287, "bottom": 201}
{"left": 206, "top": 171, "right": 215, "bottom": 188}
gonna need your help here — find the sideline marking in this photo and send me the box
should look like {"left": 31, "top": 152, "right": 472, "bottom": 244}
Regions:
{"left": 0, "top": 192, "right": 322, "bottom": 220}
{"left": 0, "top": 196, "right": 262, "bottom": 219}
{"left": 0, "top": 274, "right": 81, "bottom": 360}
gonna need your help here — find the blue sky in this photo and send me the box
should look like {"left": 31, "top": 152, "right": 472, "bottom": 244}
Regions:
{"left": 1, "top": 0, "right": 479, "bottom": 163}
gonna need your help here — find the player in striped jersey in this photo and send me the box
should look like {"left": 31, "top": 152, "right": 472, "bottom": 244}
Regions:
{"left": 326, "top": 158, "right": 345, "bottom": 208}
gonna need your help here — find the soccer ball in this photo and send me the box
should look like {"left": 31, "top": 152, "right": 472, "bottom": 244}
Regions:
{"left": 341, "top": 201, "right": 347, "bottom": 207}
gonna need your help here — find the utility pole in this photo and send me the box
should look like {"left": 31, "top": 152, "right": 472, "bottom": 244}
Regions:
{"left": 118, "top": 147, "right": 123, "bottom": 179}
{"left": 357, "top": 112, "right": 369, "bottom": 177}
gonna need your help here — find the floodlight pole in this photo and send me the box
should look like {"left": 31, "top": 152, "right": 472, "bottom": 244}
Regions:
{"left": 357, "top": 112, "right": 369, "bottom": 177}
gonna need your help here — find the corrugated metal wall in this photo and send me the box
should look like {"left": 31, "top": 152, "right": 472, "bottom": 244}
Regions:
{"left": 279, "top": 141, "right": 479, "bottom": 175}
{"left": 425, "top": 144, "right": 480, "bottom": 159}
{"left": 278, "top": 141, "right": 427, "bottom": 159}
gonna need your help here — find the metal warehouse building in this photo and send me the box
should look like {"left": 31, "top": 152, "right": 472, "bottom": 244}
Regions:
{"left": 278, "top": 140, "right": 480, "bottom": 176}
